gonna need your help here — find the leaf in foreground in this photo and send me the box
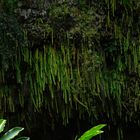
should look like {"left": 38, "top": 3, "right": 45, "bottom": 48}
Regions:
{"left": 0, "top": 119, "right": 6, "bottom": 133}
{"left": 0, "top": 127, "right": 24, "bottom": 140}
{"left": 79, "top": 124, "right": 106, "bottom": 140}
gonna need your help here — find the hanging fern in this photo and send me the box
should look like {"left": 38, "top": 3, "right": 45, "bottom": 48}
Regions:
{"left": 1, "top": 0, "right": 140, "bottom": 139}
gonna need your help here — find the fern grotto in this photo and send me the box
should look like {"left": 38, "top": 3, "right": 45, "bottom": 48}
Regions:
{"left": 0, "top": 0, "right": 140, "bottom": 140}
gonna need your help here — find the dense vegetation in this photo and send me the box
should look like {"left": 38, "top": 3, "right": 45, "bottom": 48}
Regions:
{"left": 0, "top": 0, "right": 140, "bottom": 139}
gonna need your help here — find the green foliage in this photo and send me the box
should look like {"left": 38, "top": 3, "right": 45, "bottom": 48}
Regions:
{"left": 1, "top": 0, "right": 140, "bottom": 139}
{"left": 1, "top": 0, "right": 18, "bottom": 13}
{"left": 79, "top": 124, "right": 106, "bottom": 140}
{"left": 0, "top": 119, "right": 29, "bottom": 140}
{"left": 0, "top": 13, "right": 25, "bottom": 70}
{"left": 0, "top": 120, "right": 6, "bottom": 133}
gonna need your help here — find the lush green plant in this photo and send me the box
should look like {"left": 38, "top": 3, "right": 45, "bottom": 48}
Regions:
{"left": 1, "top": 0, "right": 140, "bottom": 139}
{"left": 0, "top": 119, "right": 29, "bottom": 140}
{"left": 78, "top": 124, "right": 106, "bottom": 140}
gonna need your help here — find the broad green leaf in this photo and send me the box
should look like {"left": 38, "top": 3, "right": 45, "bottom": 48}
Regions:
{"left": 0, "top": 127, "right": 24, "bottom": 140}
{"left": 79, "top": 124, "right": 106, "bottom": 140}
{"left": 0, "top": 119, "right": 6, "bottom": 133}
{"left": 16, "top": 137, "right": 30, "bottom": 140}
